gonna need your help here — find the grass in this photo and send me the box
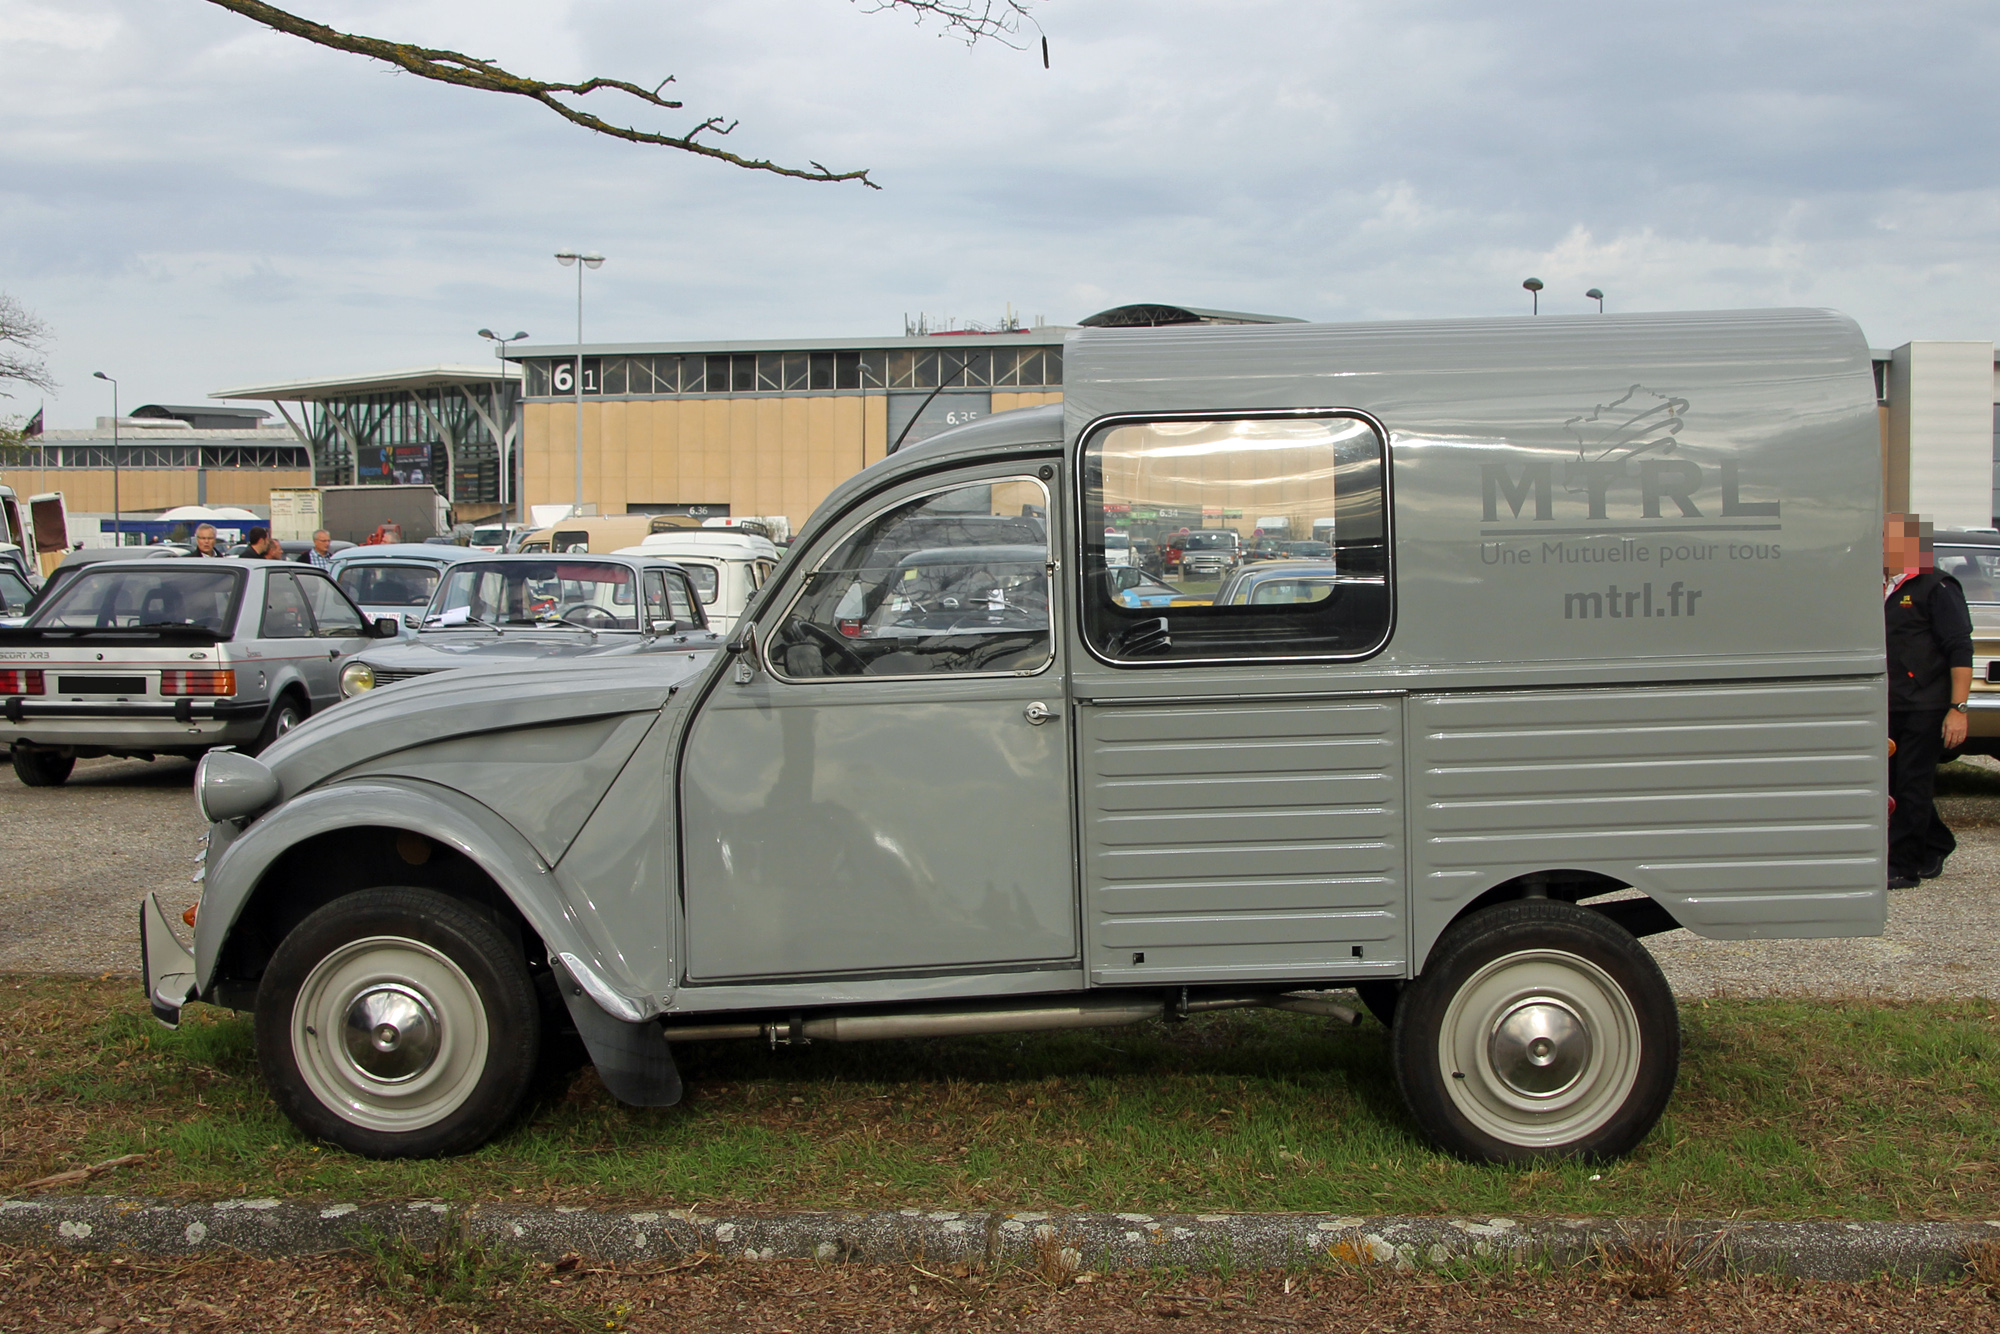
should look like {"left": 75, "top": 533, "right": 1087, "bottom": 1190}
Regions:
{"left": 2, "top": 977, "right": 1997, "bottom": 1219}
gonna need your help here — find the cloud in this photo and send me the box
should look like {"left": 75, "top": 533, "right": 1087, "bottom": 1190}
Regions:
{"left": 1, "top": 0, "right": 1998, "bottom": 423}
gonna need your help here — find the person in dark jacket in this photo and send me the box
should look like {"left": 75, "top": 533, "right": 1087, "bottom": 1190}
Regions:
{"left": 1884, "top": 513, "right": 1973, "bottom": 889}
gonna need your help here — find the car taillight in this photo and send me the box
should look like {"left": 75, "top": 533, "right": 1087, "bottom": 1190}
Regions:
{"left": 161, "top": 670, "right": 236, "bottom": 697}
{"left": 0, "top": 669, "right": 43, "bottom": 695}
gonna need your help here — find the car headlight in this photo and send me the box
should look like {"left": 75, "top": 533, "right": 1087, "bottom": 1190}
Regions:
{"left": 339, "top": 661, "right": 376, "bottom": 697}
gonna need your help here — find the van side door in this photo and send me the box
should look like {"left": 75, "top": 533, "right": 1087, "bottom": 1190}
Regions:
{"left": 1069, "top": 412, "right": 1406, "bottom": 987}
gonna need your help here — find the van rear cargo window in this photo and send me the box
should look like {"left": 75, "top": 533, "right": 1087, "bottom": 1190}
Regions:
{"left": 1079, "top": 413, "right": 1390, "bottom": 664}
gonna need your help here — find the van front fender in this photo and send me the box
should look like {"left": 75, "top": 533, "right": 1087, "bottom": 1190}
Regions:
{"left": 194, "top": 777, "right": 657, "bottom": 1021}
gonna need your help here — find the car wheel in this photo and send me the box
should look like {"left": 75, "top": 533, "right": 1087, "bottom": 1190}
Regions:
{"left": 1392, "top": 899, "right": 1678, "bottom": 1163}
{"left": 248, "top": 694, "right": 307, "bottom": 756}
{"left": 11, "top": 746, "right": 75, "bottom": 787}
{"left": 254, "top": 886, "right": 542, "bottom": 1158}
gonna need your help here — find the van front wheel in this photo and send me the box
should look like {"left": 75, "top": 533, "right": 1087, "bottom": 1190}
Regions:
{"left": 254, "top": 886, "right": 541, "bottom": 1158}
{"left": 1392, "top": 900, "right": 1678, "bottom": 1164}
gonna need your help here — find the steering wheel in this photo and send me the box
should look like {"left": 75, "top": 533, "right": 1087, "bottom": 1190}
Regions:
{"left": 557, "top": 602, "right": 620, "bottom": 628}
{"left": 790, "top": 618, "right": 871, "bottom": 674}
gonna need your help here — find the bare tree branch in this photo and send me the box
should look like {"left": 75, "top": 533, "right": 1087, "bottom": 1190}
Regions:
{"left": 201, "top": 1, "right": 1043, "bottom": 186}
{"left": 0, "top": 294, "right": 55, "bottom": 399}
{"left": 853, "top": 0, "right": 1039, "bottom": 47}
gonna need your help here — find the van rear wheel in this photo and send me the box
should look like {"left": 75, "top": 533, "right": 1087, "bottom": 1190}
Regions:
{"left": 1392, "top": 899, "right": 1678, "bottom": 1163}
{"left": 254, "top": 886, "right": 541, "bottom": 1158}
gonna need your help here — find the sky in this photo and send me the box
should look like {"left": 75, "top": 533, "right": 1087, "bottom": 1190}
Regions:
{"left": 3, "top": 0, "right": 1998, "bottom": 426}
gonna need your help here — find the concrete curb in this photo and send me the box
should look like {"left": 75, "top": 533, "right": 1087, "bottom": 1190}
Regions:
{"left": 2, "top": 1197, "right": 1997, "bottom": 1283}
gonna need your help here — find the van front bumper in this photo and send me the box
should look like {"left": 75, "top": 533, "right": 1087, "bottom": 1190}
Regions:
{"left": 140, "top": 892, "right": 198, "bottom": 1028}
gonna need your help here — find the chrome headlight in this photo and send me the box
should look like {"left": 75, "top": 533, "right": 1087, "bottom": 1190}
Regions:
{"left": 339, "top": 661, "right": 376, "bottom": 697}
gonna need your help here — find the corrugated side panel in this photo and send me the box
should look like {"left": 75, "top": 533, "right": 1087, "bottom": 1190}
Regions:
{"left": 1080, "top": 696, "right": 1406, "bottom": 984}
{"left": 1409, "top": 680, "right": 1886, "bottom": 962}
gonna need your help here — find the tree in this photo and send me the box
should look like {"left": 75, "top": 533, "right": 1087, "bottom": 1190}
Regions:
{"left": 201, "top": 0, "right": 1042, "bottom": 189}
{"left": 0, "top": 294, "right": 54, "bottom": 465}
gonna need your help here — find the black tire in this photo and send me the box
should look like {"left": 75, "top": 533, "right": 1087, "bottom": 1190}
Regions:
{"left": 11, "top": 747, "right": 74, "bottom": 787}
{"left": 254, "top": 886, "right": 542, "bottom": 1158}
{"left": 1392, "top": 899, "right": 1678, "bottom": 1164}
{"left": 247, "top": 693, "right": 307, "bottom": 756}
{"left": 1354, "top": 981, "right": 1401, "bottom": 1028}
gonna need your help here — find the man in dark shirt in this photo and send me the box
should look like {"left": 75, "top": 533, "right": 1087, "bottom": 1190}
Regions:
{"left": 1884, "top": 513, "right": 1973, "bottom": 889}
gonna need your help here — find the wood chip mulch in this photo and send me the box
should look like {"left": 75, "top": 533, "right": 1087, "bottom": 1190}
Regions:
{"left": 4, "top": 1243, "right": 1998, "bottom": 1333}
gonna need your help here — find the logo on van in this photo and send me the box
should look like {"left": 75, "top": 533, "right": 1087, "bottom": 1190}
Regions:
{"left": 1479, "top": 385, "right": 1780, "bottom": 530}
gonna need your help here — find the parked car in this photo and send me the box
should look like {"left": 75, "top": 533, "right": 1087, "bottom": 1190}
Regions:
{"left": 1105, "top": 566, "right": 1204, "bottom": 610}
{"left": 0, "top": 562, "right": 33, "bottom": 627}
{"left": 1, "top": 559, "right": 394, "bottom": 784}
{"left": 1209, "top": 561, "right": 1386, "bottom": 608}
{"left": 1931, "top": 529, "right": 2000, "bottom": 758}
{"left": 334, "top": 553, "right": 716, "bottom": 699}
{"left": 149, "top": 309, "right": 1886, "bottom": 1169}
{"left": 515, "top": 514, "right": 700, "bottom": 554}
{"left": 612, "top": 531, "right": 780, "bottom": 636}
{"left": 467, "top": 523, "right": 524, "bottom": 553}
{"left": 1164, "top": 528, "right": 1241, "bottom": 579}
{"left": 328, "top": 544, "right": 482, "bottom": 640}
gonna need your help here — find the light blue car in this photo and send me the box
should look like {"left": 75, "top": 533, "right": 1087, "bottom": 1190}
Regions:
{"left": 328, "top": 544, "right": 482, "bottom": 640}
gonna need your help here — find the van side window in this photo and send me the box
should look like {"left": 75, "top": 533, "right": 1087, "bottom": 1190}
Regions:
{"left": 1080, "top": 414, "right": 1389, "bottom": 663}
{"left": 768, "top": 477, "right": 1052, "bottom": 679}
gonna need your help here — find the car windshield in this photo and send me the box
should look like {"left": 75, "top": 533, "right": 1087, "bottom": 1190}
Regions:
{"left": 28, "top": 566, "right": 242, "bottom": 633}
{"left": 1105, "top": 533, "right": 1130, "bottom": 549}
{"left": 0, "top": 569, "right": 30, "bottom": 614}
{"left": 1280, "top": 541, "right": 1332, "bottom": 557}
{"left": 469, "top": 527, "right": 509, "bottom": 547}
{"left": 1935, "top": 546, "right": 2000, "bottom": 603}
{"left": 429, "top": 560, "right": 640, "bottom": 630}
{"left": 337, "top": 563, "right": 442, "bottom": 608}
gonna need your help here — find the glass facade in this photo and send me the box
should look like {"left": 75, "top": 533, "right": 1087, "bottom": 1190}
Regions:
{"left": 19, "top": 442, "right": 311, "bottom": 469}
{"left": 525, "top": 344, "right": 1063, "bottom": 399}
{"left": 307, "top": 384, "right": 513, "bottom": 501}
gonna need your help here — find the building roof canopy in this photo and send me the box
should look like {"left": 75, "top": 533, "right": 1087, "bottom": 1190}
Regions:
{"left": 209, "top": 364, "right": 519, "bottom": 403}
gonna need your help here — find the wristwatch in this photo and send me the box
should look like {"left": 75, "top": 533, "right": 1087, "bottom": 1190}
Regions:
{"left": 1951, "top": 701, "right": 1970, "bottom": 713}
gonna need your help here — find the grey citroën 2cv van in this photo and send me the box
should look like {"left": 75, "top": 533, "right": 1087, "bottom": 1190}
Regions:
{"left": 144, "top": 308, "right": 1885, "bottom": 1164}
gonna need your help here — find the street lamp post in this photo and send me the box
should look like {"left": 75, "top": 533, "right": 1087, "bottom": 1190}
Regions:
{"left": 477, "top": 328, "right": 530, "bottom": 531}
{"left": 1585, "top": 287, "right": 1605, "bottom": 314}
{"left": 1522, "top": 277, "right": 1544, "bottom": 315}
{"left": 92, "top": 371, "right": 120, "bottom": 545}
{"left": 554, "top": 251, "right": 604, "bottom": 520}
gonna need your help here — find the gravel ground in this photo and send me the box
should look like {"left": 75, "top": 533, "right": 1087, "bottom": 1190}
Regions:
{"left": 0, "top": 754, "right": 1995, "bottom": 999}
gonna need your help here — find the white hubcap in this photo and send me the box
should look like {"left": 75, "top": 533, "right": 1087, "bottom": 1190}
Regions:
{"left": 292, "top": 936, "right": 488, "bottom": 1133}
{"left": 1437, "top": 948, "right": 1641, "bottom": 1148}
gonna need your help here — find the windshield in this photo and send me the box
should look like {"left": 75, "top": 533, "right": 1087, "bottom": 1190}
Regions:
{"left": 1104, "top": 533, "right": 1130, "bottom": 549}
{"left": 1936, "top": 546, "right": 2000, "bottom": 603}
{"left": 337, "top": 562, "right": 441, "bottom": 608}
{"left": 0, "top": 570, "right": 30, "bottom": 614}
{"left": 469, "top": 527, "right": 509, "bottom": 547}
{"left": 29, "top": 566, "right": 242, "bottom": 633}
{"left": 429, "top": 560, "right": 640, "bottom": 630}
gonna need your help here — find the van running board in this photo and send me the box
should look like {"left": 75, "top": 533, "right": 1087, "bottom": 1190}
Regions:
{"left": 658, "top": 991, "right": 1362, "bottom": 1046}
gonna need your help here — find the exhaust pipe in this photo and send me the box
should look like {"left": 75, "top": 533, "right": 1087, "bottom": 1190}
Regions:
{"left": 660, "top": 990, "right": 1361, "bottom": 1044}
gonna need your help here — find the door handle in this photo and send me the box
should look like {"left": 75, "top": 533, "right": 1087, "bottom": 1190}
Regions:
{"left": 1024, "top": 701, "right": 1060, "bottom": 726}
{"left": 327, "top": 649, "right": 340, "bottom": 660}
